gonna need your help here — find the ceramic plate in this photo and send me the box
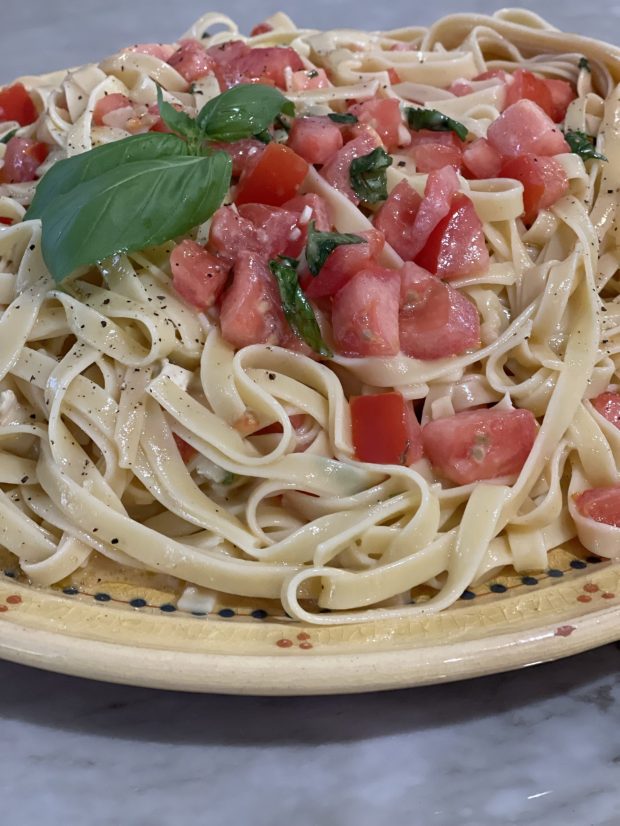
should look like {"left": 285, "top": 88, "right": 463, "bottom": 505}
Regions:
{"left": 0, "top": 541, "right": 619, "bottom": 694}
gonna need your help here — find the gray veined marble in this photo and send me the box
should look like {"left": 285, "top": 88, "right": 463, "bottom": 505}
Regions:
{"left": 0, "top": 0, "right": 619, "bottom": 823}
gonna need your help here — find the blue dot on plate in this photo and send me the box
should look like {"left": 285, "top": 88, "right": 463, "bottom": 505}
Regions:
{"left": 63, "top": 586, "right": 79, "bottom": 595}
{"left": 490, "top": 583, "right": 507, "bottom": 593}
{"left": 460, "top": 590, "right": 476, "bottom": 600}
{"left": 251, "top": 609, "right": 268, "bottom": 619}
{"left": 130, "top": 598, "right": 147, "bottom": 608}
{"left": 522, "top": 576, "right": 538, "bottom": 586}
{"left": 159, "top": 603, "right": 177, "bottom": 613}
{"left": 218, "top": 608, "right": 235, "bottom": 618}
{"left": 547, "top": 569, "right": 564, "bottom": 578}
{"left": 94, "top": 592, "right": 111, "bottom": 602}
{"left": 587, "top": 555, "right": 602, "bottom": 564}
{"left": 570, "top": 560, "right": 587, "bottom": 570}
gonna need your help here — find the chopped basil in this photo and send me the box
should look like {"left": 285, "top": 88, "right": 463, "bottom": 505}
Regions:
{"left": 0, "top": 128, "right": 18, "bottom": 144}
{"left": 328, "top": 112, "right": 358, "bottom": 124}
{"left": 305, "top": 221, "right": 364, "bottom": 276}
{"left": 156, "top": 85, "right": 204, "bottom": 153}
{"left": 405, "top": 106, "right": 468, "bottom": 141}
{"left": 578, "top": 57, "right": 591, "bottom": 72}
{"left": 564, "top": 129, "right": 607, "bottom": 162}
{"left": 349, "top": 147, "right": 392, "bottom": 204}
{"left": 269, "top": 257, "right": 332, "bottom": 357}
{"left": 196, "top": 83, "right": 295, "bottom": 142}
{"left": 253, "top": 129, "right": 273, "bottom": 144}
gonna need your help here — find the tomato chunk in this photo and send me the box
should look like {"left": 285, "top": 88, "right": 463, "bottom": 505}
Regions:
{"left": 289, "top": 69, "right": 330, "bottom": 91}
{"left": 92, "top": 93, "right": 133, "bottom": 127}
{"left": 208, "top": 138, "right": 265, "bottom": 177}
{"left": 422, "top": 407, "right": 537, "bottom": 485}
{"left": 235, "top": 142, "right": 308, "bottom": 207}
{"left": 283, "top": 193, "right": 331, "bottom": 232}
{"left": 545, "top": 78, "right": 576, "bottom": 123}
{"left": 351, "top": 392, "right": 423, "bottom": 465}
{"left": 399, "top": 262, "right": 480, "bottom": 359}
{"left": 0, "top": 83, "right": 37, "bottom": 126}
{"left": 207, "top": 41, "right": 303, "bottom": 90}
{"left": 126, "top": 43, "right": 176, "bottom": 60}
{"left": 374, "top": 179, "right": 422, "bottom": 261}
{"left": 331, "top": 266, "right": 400, "bottom": 357}
{"left": 305, "top": 229, "right": 384, "bottom": 299}
{"left": 0, "top": 137, "right": 48, "bottom": 183}
{"left": 287, "top": 116, "right": 344, "bottom": 166}
{"left": 173, "top": 433, "right": 197, "bottom": 463}
{"left": 575, "top": 486, "right": 620, "bottom": 528}
{"left": 168, "top": 38, "right": 214, "bottom": 83}
{"left": 504, "top": 69, "right": 553, "bottom": 118}
{"left": 415, "top": 193, "right": 489, "bottom": 279}
{"left": 591, "top": 392, "right": 620, "bottom": 428}
{"left": 320, "top": 131, "right": 381, "bottom": 204}
{"left": 462, "top": 138, "right": 502, "bottom": 179}
{"left": 170, "top": 239, "right": 230, "bottom": 310}
{"left": 487, "top": 99, "right": 569, "bottom": 158}
{"left": 408, "top": 130, "right": 465, "bottom": 173}
{"left": 499, "top": 155, "right": 568, "bottom": 225}
{"left": 208, "top": 203, "right": 298, "bottom": 265}
{"left": 349, "top": 98, "right": 403, "bottom": 152}
{"left": 250, "top": 21, "right": 274, "bottom": 36}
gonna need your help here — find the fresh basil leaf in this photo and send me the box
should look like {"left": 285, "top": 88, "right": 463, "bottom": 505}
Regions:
{"left": 254, "top": 129, "right": 273, "bottom": 144}
{"left": 328, "top": 112, "right": 358, "bottom": 124}
{"left": 405, "top": 107, "right": 468, "bottom": 141}
{"left": 0, "top": 128, "right": 18, "bottom": 144}
{"left": 305, "top": 221, "right": 364, "bottom": 276}
{"left": 578, "top": 57, "right": 591, "bottom": 72}
{"left": 564, "top": 129, "right": 607, "bottom": 162}
{"left": 41, "top": 152, "right": 231, "bottom": 282}
{"left": 196, "top": 83, "right": 295, "bottom": 142}
{"left": 349, "top": 147, "right": 392, "bottom": 204}
{"left": 156, "top": 85, "right": 203, "bottom": 151}
{"left": 26, "top": 132, "right": 189, "bottom": 221}
{"left": 269, "top": 257, "right": 332, "bottom": 357}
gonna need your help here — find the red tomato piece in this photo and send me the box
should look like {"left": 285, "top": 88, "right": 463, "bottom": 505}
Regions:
{"left": 591, "top": 392, "right": 620, "bottom": 428}
{"left": 399, "top": 262, "right": 480, "bottom": 359}
{"left": 0, "top": 217, "right": 12, "bottom": 225}
{"left": 255, "top": 414, "right": 307, "bottom": 435}
{"left": 173, "top": 433, "right": 197, "bottom": 463}
{"left": 374, "top": 179, "right": 423, "bottom": 261}
{"left": 320, "top": 131, "right": 381, "bottom": 204}
{"left": 250, "top": 21, "right": 274, "bottom": 36}
{"left": 351, "top": 392, "right": 424, "bottom": 465}
{"left": 92, "top": 93, "right": 133, "bottom": 127}
{"left": 487, "top": 99, "right": 570, "bottom": 158}
{"left": 0, "top": 83, "right": 37, "bottom": 126}
{"left": 462, "top": 138, "right": 502, "bottom": 179}
{"left": 408, "top": 165, "right": 461, "bottom": 259}
{"left": 235, "top": 142, "right": 308, "bottom": 207}
{"left": 168, "top": 38, "right": 214, "bottom": 83}
{"left": 544, "top": 78, "right": 576, "bottom": 123}
{"left": 219, "top": 251, "right": 290, "bottom": 348}
{"left": 474, "top": 69, "right": 511, "bottom": 83}
{"left": 208, "top": 204, "right": 298, "bottom": 266}
{"left": 422, "top": 407, "right": 538, "bottom": 485}
{"left": 387, "top": 68, "right": 402, "bottom": 85}
{"left": 499, "top": 155, "right": 569, "bottom": 225}
{"left": 504, "top": 69, "right": 554, "bottom": 118}
{"left": 283, "top": 193, "right": 332, "bottom": 232}
{"left": 287, "top": 117, "right": 344, "bottom": 166}
{"left": 415, "top": 193, "right": 489, "bottom": 279}
{"left": 126, "top": 43, "right": 175, "bottom": 60}
{"left": 349, "top": 98, "right": 403, "bottom": 152}
{"left": 170, "top": 239, "right": 230, "bottom": 310}
{"left": 0, "top": 137, "right": 48, "bottom": 184}
{"left": 208, "top": 138, "right": 265, "bottom": 177}
{"left": 206, "top": 40, "right": 250, "bottom": 89}
{"left": 207, "top": 40, "right": 303, "bottom": 89}
{"left": 575, "top": 486, "right": 620, "bottom": 527}
{"left": 331, "top": 266, "right": 400, "bottom": 357}
{"left": 408, "top": 130, "right": 465, "bottom": 173}
{"left": 289, "top": 69, "right": 330, "bottom": 91}
{"left": 238, "top": 202, "right": 300, "bottom": 256}
{"left": 305, "top": 229, "right": 385, "bottom": 299}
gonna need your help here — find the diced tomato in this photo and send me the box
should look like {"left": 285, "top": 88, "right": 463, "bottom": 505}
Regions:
{"left": 170, "top": 239, "right": 230, "bottom": 310}
{"left": 544, "top": 78, "right": 576, "bottom": 123}
{"left": 238, "top": 202, "right": 300, "bottom": 256}
{"left": 127, "top": 43, "right": 176, "bottom": 60}
{"left": 0, "top": 217, "right": 12, "bottom": 225}
{"left": 255, "top": 414, "right": 307, "bottom": 435}
{"left": 398, "top": 262, "right": 480, "bottom": 359}
{"left": 92, "top": 93, "right": 133, "bottom": 127}
{"left": 410, "top": 165, "right": 461, "bottom": 257}
{"left": 408, "top": 130, "right": 465, "bottom": 173}
{"left": 422, "top": 407, "right": 538, "bottom": 485}
{"left": 168, "top": 38, "right": 214, "bottom": 83}
{"left": 287, "top": 117, "right": 343, "bottom": 166}
{"left": 449, "top": 79, "right": 474, "bottom": 97}
{"left": 208, "top": 138, "right": 264, "bottom": 177}
{"left": 462, "top": 138, "right": 502, "bottom": 179}
{"left": 235, "top": 142, "right": 308, "bottom": 207}
{"left": 208, "top": 204, "right": 298, "bottom": 266}
{"left": 351, "top": 392, "right": 423, "bottom": 465}
{"left": 591, "top": 392, "right": 620, "bottom": 428}
{"left": 487, "top": 99, "right": 569, "bottom": 158}
{"left": 219, "top": 251, "right": 290, "bottom": 348}
{"left": 387, "top": 68, "right": 402, "bottom": 85}
{"left": 374, "top": 179, "right": 422, "bottom": 261}
{"left": 250, "top": 21, "right": 274, "bottom": 36}
{"left": 206, "top": 40, "right": 250, "bottom": 89}
{"left": 575, "top": 486, "right": 620, "bottom": 527}
{"left": 349, "top": 98, "right": 403, "bottom": 152}
{"left": 289, "top": 69, "right": 330, "bottom": 91}
{"left": 504, "top": 69, "right": 553, "bottom": 119}
{"left": 0, "top": 137, "right": 48, "bottom": 184}
{"left": 415, "top": 193, "right": 489, "bottom": 279}
{"left": 173, "top": 433, "right": 197, "bottom": 463}
{"left": 474, "top": 69, "right": 511, "bottom": 83}
{"left": 499, "top": 155, "right": 569, "bottom": 224}
{"left": 320, "top": 131, "right": 381, "bottom": 204}
{"left": 331, "top": 266, "right": 400, "bottom": 357}
{"left": 283, "top": 193, "right": 331, "bottom": 232}
{"left": 207, "top": 40, "right": 304, "bottom": 90}
{"left": 448, "top": 70, "right": 510, "bottom": 98}
{"left": 0, "top": 83, "right": 37, "bottom": 126}
{"left": 305, "top": 229, "right": 385, "bottom": 299}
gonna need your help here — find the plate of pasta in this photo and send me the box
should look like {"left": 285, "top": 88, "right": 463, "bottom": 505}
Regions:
{"left": 0, "top": 8, "right": 619, "bottom": 695}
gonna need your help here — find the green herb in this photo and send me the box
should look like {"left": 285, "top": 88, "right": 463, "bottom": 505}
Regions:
{"left": 156, "top": 86, "right": 204, "bottom": 153}
{"left": 564, "top": 129, "right": 607, "bottom": 162}
{"left": 254, "top": 129, "right": 273, "bottom": 144}
{"left": 578, "top": 57, "right": 591, "bottom": 72}
{"left": 405, "top": 107, "right": 468, "bottom": 141}
{"left": 269, "top": 257, "right": 332, "bottom": 357}
{"left": 305, "top": 220, "right": 364, "bottom": 276}
{"left": 196, "top": 83, "right": 295, "bottom": 142}
{"left": 220, "top": 470, "right": 239, "bottom": 485}
{"left": 349, "top": 147, "right": 392, "bottom": 204}
{"left": 0, "top": 128, "right": 18, "bottom": 144}
{"left": 328, "top": 112, "right": 358, "bottom": 124}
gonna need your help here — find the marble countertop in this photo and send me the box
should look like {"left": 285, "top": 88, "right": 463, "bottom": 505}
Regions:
{"left": 1, "top": 1, "right": 619, "bottom": 823}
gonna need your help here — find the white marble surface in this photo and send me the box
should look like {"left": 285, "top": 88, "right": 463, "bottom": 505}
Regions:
{"left": 1, "top": 1, "right": 619, "bottom": 823}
